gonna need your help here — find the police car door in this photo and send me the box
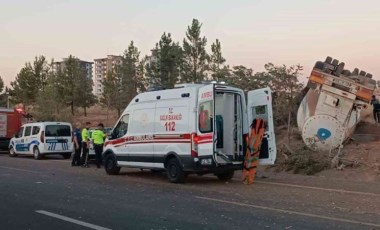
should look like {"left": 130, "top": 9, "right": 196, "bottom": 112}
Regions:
{"left": 197, "top": 84, "right": 215, "bottom": 162}
{"left": 247, "top": 87, "right": 276, "bottom": 165}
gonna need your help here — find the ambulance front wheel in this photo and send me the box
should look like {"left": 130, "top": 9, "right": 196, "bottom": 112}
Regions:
{"left": 166, "top": 158, "right": 187, "bottom": 183}
{"left": 216, "top": 170, "right": 235, "bottom": 181}
{"left": 104, "top": 154, "right": 121, "bottom": 175}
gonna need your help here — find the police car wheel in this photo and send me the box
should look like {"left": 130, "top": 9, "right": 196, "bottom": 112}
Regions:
{"left": 216, "top": 170, "right": 235, "bottom": 181}
{"left": 166, "top": 158, "right": 187, "bottom": 183}
{"left": 104, "top": 154, "right": 120, "bottom": 175}
{"left": 9, "top": 147, "right": 17, "bottom": 157}
{"left": 33, "top": 147, "right": 42, "bottom": 160}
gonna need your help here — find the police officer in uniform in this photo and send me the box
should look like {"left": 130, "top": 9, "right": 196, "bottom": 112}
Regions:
{"left": 71, "top": 122, "right": 82, "bottom": 166}
{"left": 91, "top": 123, "right": 106, "bottom": 168}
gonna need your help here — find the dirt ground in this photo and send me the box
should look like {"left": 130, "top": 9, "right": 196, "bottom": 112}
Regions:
{"left": 73, "top": 105, "right": 119, "bottom": 127}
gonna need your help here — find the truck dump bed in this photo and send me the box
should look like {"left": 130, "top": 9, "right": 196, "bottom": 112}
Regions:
{"left": 297, "top": 57, "right": 377, "bottom": 151}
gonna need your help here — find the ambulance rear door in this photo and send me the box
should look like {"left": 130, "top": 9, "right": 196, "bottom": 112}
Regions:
{"left": 247, "top": 87, "right": 276, "bottom": 165}
{"left": 196, "top": 84, "right": 215, "bottom": 162}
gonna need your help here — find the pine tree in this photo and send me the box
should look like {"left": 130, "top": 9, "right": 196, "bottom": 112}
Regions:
{"left": 56, "top": 55, "right": 95, "bottom": 115}
{"left": 10, "top": 56, "right": 49, "bottom": 105}
{"left": 181, "top": 19, "right": 209, "bottom": 83}
{"left": 75, "top": 71, "right": 96, "bottom": 116}
{"left": 145, "top": 33, "right": 182, "bottom": 89}
{"left": 120, "top": 41, "right": 144, "bottom": 104}
{"left": 101, "top": 69, "right": 124, "bottom": 116}
{"left": 209, "top": 39, "right": 229, "bottom": 81}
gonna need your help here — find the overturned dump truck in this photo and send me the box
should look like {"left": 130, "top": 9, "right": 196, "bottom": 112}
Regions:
{"left": 297, "top": 57, "right": 377, "bottom": 151}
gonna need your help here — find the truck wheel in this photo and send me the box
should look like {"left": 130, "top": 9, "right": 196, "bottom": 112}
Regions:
{"left": 33, "top": 147, "right": 42, "bottom": 160}
{"left": 216, "top": 170, "right": 235, "bottom": 181}
{"left": 9, "top": 147, "right": 17, "bottom": 157}
{"left": 166, "top": 158, "right": 187, "bottom": 183}
{"left": 104, "top": 154, "right": 121, "bottom": 175}
{"left": 63, "top": 153, "right": 71, "bottom": 159}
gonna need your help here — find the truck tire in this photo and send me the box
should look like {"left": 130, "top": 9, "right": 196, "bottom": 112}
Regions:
{"left": 104, "top": 154, "right": 121, "bottom": 175}
{"left": 216, "top": 170, "right": 235, "bottom": 181}
{"left": 9, "top": 147, "right": 17, "bottom": 157}
{"left": 325, "top": 56, "right": 332, "bottom": 64}
{"left": 33, "top": 147, "right": 42, "bottom": 160}
{"left": 335, "top": 62, "right": 345, "bottom": 75}
{"left": 63, "top": 153, "right": 71, "bottom": 159}
{"left": 166, "top": 158, "right": 187, "bottom": 183}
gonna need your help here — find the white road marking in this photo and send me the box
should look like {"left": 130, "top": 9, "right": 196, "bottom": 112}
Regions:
{"left": 205, "top": 175, "right": 380, "bottom": 197}
{"left": 0, "top": 166, "right": 40, "bottom": 174}
{"left": 36, "top": 210, "right": 111, "bottom": 230}
{"left": 195, "top": 196, "right": 380, "bottom": 228}
{"left": 255, "top": 180, "right": 380, "bottom": 197}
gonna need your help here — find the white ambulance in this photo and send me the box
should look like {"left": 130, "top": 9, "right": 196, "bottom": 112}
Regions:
{"left": 9, "top": 122, "right": 73, "bottom": 160}
{"left": 103, "top": 83, "right": 276, "bottom": 183}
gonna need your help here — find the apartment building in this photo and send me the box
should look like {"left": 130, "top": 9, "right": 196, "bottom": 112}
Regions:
{"left": 93, "top": 55, "right": 122, "bottom": 97}
{"left": 52, "top": 58, "right": 93, "bottom": 80}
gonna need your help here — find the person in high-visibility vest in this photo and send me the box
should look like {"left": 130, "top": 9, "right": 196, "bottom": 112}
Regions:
{"left": 81, "top": 122, "right": 91, "bottom": 167}
{"left": 91, "top": 123, "right": 106, "bottom": 168}
{"left": 242, "top": 118, "right": 266, "bottom": 185}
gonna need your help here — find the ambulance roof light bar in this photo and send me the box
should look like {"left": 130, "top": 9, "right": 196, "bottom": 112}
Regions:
{"left": 201, "top": 81, "right": 227, "bottom": 85}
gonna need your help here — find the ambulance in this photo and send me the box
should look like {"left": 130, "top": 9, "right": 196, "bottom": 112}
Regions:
{"left": 103, "top": 83, "right": 276, "bottom": 183}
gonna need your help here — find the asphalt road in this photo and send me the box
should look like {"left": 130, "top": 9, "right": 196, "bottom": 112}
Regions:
{"left": 0, "top": 153, "right": 379, "bottom": 230}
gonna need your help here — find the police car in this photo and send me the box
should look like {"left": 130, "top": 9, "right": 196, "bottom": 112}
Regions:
{"left": 9, "top": 122, "right": 74, "bottom": 159}
{"left": 103, "top": 82, "right": 277, "bottom": 183}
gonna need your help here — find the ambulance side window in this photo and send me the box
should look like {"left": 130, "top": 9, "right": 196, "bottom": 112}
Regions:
{"left": 199, "top": 101, "right": 213, "bottom": 133}
{"left": 112, "top": 114, "right": 130, "bottom": 139}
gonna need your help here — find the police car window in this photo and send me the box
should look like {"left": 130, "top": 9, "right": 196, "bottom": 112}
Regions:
{"left": 45, "top": 125, "right": 71, "bottom": 137}
{"left": 113, "top": 114, "right": 129, "bottom": 138}
{"left": 32, "top": 126, "right": 40, "bottom": 135}
{"left": 24, "top": 126, "right": 32, "bottom": 137}
{"left": 199, "top": 101, "right": 213, "bottom": 133}
{"left": 16, "top": 127, "right": 24, "bottom": 138}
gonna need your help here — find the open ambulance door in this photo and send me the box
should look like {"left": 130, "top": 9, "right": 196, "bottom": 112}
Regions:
{"left": 247, "top": 87, "right": 276, "bottom": 165}
{"left": 196, "top": 84, "right": 215, "bottom": 159}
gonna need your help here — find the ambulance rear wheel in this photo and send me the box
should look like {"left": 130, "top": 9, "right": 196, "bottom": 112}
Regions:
{"left": 104, "top": 154, "right": 121, "bottom": 175}
{"left": 216, "top": 170, "right": 235, "bottom": 181}
{"left": 33, "top": 147, "right": 42, "bottom": 160}
{"left": 166, "top": 158, "right": 187, "bottom": 183}
{"left": 9, "top": 147, "right": 17, "bottom": 157}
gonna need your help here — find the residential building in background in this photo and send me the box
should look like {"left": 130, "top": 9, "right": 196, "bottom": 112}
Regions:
{"left": 93, "top": 55, "right": 122, "bottom": 97}
{"left": 52, "top": 58, "right": 93, "bottom": 80}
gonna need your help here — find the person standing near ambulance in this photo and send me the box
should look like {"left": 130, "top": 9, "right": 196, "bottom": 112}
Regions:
{"left": 81, "top": 122, "right": 91, "bottom": 167}
{"left": 91, "top": 123, "right": 106, "bottom": 168}
{"left": 71, "top": 122, "right": 82, "bottom": 166}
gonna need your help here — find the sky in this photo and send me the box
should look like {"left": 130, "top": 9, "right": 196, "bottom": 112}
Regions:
{"left": 1, "top": 0, "right": 380, "bottom": 86}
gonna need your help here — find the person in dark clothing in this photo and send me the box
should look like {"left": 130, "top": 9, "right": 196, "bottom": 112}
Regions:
{"left": 370, "top": 95, "right": 380, "bottom": 123}
{"left": 71, "top": 122, "right": 82, "bottom": 166}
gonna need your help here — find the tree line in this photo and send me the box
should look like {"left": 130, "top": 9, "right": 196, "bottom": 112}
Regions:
{"left": 8, "top": 18, "right": 305, "bottom": 128}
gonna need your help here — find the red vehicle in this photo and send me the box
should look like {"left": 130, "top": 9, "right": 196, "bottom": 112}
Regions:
{"left": 0, "top": 108, "right": 26, "bottom": 150}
